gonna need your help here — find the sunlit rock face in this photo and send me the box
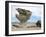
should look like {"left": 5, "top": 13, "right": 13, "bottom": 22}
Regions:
{"left": 16, "top": 8, "right": 32, "bottom": 23}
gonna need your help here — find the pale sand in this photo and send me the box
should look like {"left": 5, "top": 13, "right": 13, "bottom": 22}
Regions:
{"left": 11, "top": 23, "right": 41, "bottom": 31}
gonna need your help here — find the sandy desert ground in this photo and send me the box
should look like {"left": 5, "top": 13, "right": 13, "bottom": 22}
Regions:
{"left": 11, "top": 23, "right": 41, "bottom": 31}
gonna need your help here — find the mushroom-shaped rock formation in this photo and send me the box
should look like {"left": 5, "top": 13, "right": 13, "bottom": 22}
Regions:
{"left": 16, "top": 8, "right": 32, "bottom": 23}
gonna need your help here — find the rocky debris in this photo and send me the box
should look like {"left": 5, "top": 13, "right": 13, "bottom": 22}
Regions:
{"left": 36, "top": 20, "right": 41, "bottom": 27}
{"left": 12, "top": 23, "right": 37, "bottom": 28}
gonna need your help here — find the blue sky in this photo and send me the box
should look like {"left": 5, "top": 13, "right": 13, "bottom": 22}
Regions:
{"left": 11, "top": 5, "right": 41, "bottom": 23}
{"left": 27, "top": 16, "right": 41, "bottom": 23}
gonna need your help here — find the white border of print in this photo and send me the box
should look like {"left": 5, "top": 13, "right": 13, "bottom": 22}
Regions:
{"left": 9, "top": 3, "right": 44, "bottom": 35}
